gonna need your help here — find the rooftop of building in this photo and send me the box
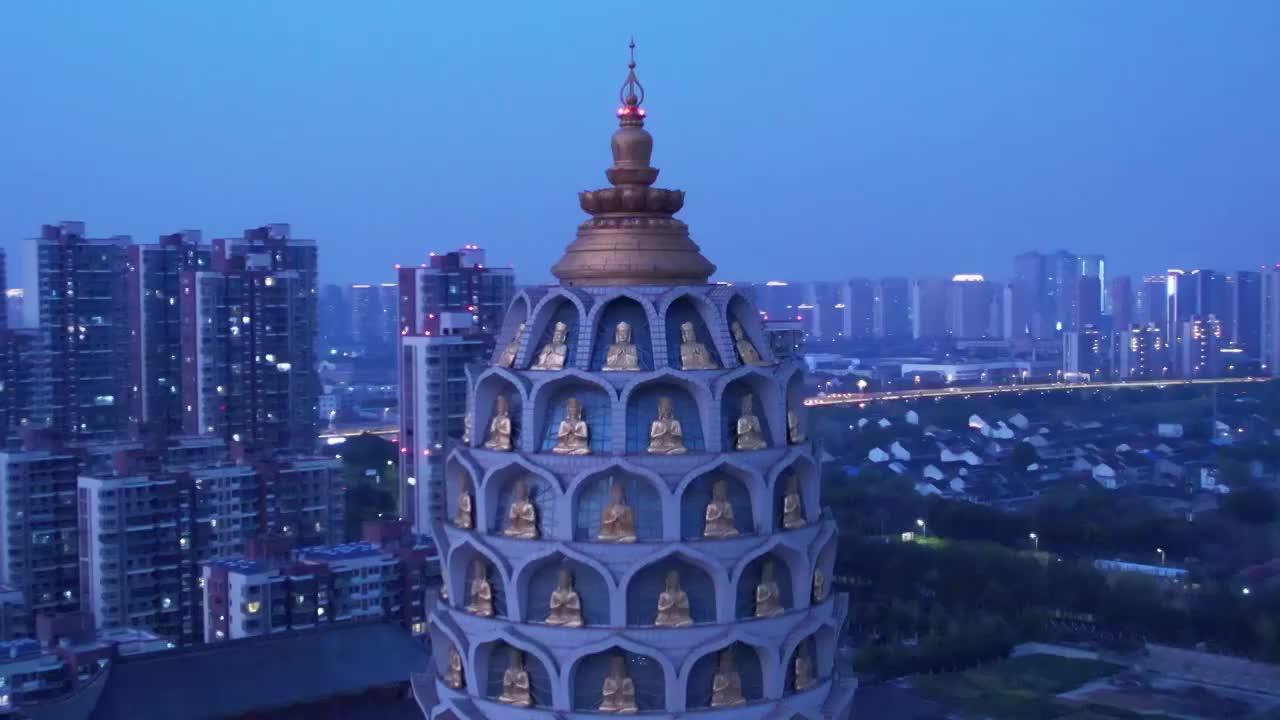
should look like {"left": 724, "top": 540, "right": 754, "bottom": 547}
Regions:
{"left": 298, "top": 541, "right": 387, "bottom": 563}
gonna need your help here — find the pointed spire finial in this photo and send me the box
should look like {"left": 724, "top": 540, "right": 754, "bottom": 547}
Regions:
{"left": 618, "top": 38, "right": 646, "bottom": 124}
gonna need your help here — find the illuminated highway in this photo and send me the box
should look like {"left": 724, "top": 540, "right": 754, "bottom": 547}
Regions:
{"left": 319, "top": 377, "right": 1271, "bottom": 441}
{"left": 803, "top": 376, "right": 1270, "bottom": 407}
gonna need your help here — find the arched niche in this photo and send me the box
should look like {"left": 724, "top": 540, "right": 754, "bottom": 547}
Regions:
{"left": 520, "top": 554, "right": 611, "bottom": 627}
{"left": 590, "top": 296, "right": 655, "bottom": 372}
{"left": 571, "top": 649, "right": 666, "bottom": 712}
{"left": 526, "top": 295, "right": 583, "bottom": 370}
{"left": 430, "top": 625, "right": 466, "bottom": 687}
{"left": 813, "top": 539, "right": 837, "bottom": 606}
{"left": 480, "top": 641, "right": 554, "bottom": 709}
{"left": 685, "top": 642, "right": 764, "bottom": 709}
{"left": 472, "top": 373, "right": 523, "bottom": 451}
{"left": 491, "top": 295, "right": 530, "bottom": 366}
{"left": 448, "top": 544, "right": 506, "bottom": 618}
{"left": 734, "top": 552, "right": 795, "bottom": 620}
{"left": 784, "top": 369, "right": 809, "bottom": 444}
{"left": 680, "top": 468, "right": 756, "bottom": 540}
{"left": 727, "top": 293, "right": 772, "bottom": 366}
{"left": 720, "top": 375, "right": 783, "bottom": 451}
{"left": 624, "top": 555, "right": 716, "bottom": 626}
{"left": 771, "top": 455, "right": 820, "bottom": 531}
{"left": 444, "top": 455, "right": 478, "bottom": 531}
{"left": 663, "top": 294, "right": 723, "bottom": 370}
{"left": 782, "top": 631, "right": 826, "bottom": 695}
{"left": 534, "top": 377, "right": 612, "bottom": 455}
{"left": 572, "top": 467, "right": 663, "bottom": 542}
{"left": 624, "top": 379, "right": 706, "bottom": 454}
{"left": 485, "top": 463, "right": 559, "bottom": 539}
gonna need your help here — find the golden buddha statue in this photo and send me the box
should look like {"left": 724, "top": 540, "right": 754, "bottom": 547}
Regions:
{"left": 781, "top": 473, "right": 804, "bottom": 530}
{"left": 532, "top": 321, "right": 569, "bottom": 371}
{"left": 461, "top": 412, "right": 472, "bottom": 445}
{"left": 812, "top": 569, "right": 826, "bottom": 603}
{"left": 498, "top": 648, "right": 532, "bottom": 707}
{"left": 787, "top": 409, "right": 806, "bottom": 444}
{"left": 483, "top": 395, "right": 513, "bottom": 451}
{"left": 597, "top": 483, "right": 637, "bottom": 542}
{"left": 655, "top": 570, "right": 693, "bottom": 627}
{"left": 603, "top": 321, "right": 640, "bottom": 371}
{"left": 710, "top": 650, "right": 746, "bottom": 707}
{"left": 454, "top": 475, "right": 475, "bottom": 530}
{"left": 794, "top": 639, "right": 816, "bottom": 691}
{"left": 703, "top": 479, "right": 739, "bottom": 538}
{"left": 545, "top": 568, "right": 584, "bottom": 627}
{"left": 440, "top": 580, "right": 448, "bottom": 600}
{"left": 465, "top": 558, "right": 494, "bottom": 617}
{"left": 734, "top": 394, "right": 768, "bottom": 451}
{"left": 754, "top": 560, "right": 784, "bottom": 618}
{"left": 646, "top": 396, "right": 687, "bottom": 455}
{"left": 496, "top": 323, "right": 524, "bottom": 368}
{"left": 444, "top": 643, "right": 464, "bottom": 689}
{"left": 731, "top": 321, "right": 763, "bottom": 366}
{"left": 503, "top": 479, "right": 538, "bottom": 539}
{"left": 552, "top": 397, "right": 590, "bottom": 455}
{"left": 679, "top": 321, "right": 718, "bottom": 370}
{"left": 599, "top": 655, "right": 638, "bottom": 713}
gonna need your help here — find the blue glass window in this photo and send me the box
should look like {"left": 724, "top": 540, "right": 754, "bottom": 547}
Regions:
{"left": 591, "top": 299, "right": 654, "bottom": 371}
{"left": 574, "top": 472, "right": 662, "bottom": 541}
{"left": 573, "top": 651, "right": 666, "bottom": 711}
{"left": 523, "top": 558, "right": 610, "bottom": 626}
{"left": 685, "top": 643, "right": 763, "bottom": 708}
{"left": 625, "top": 385, "right": 704, "bottom": 454}
{"left": 625, "top": 558, "right": 715, "bottom": 626}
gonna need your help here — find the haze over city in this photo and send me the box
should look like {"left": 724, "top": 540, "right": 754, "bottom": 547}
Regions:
{"left": 2, "top": 1, "right": 1278, "bottom": 286}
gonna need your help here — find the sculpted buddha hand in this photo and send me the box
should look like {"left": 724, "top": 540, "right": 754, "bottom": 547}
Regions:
{"left": 496, "top": 323, "right": 524, "bottom": 368}
{"left": 444, "top": 643, "right": 464, "bottom": 689}
{"left": 731, "top": 321, "right": 764, "bottom": 366}
{"left": 552, "top": 397, "right": 590, "bottom": 455}
{"left": 465, "top": 559, "right": 494, "bottom": 617}
{"left": 679, "top": 321, "right": 718, "bottom": 370}
{"left": 703, "top": 479, "right": 739, "bottom": 538}
{"left": 546, "top": 568, "right": 584, "bottom": 627}
{"left": 710, "top": 650, "right": 746, "bottom": 707}
{"left": 598, "top": 655, "right": 638, "bottom": 713}
{"left": 503, "top": 479, "right": 538, "bottom": 539}
{"left": 655, "top": 570, "right": 692, "bottom": 627}
{"left": 734, "top": 394, "right": 767, "bottom": 451}
{"left": 754, "top": 560, "right": 784, "bottom": 618}
{"left": 646, "top": 396, "right": 687, "bottom": 455}
{"left": 781, "top": 472, "right": 804, "bottom": 530}
{"left": 597, "top": 483, "right": 637, "bottom": 542}
{"left": 787, "top": 409, "right": 806, "bottom": 444}
{"left": 603, "top": 321, "right": 640, "bottom": 371}
{"left": 532, "top": 321, "right": 569, "bottom": 371}
{"left": 483, "top": 395, "right": 513, "bottom": 451}
{"left": 498, "top": 648, "right": 532, "bottom": 706}
{"left": 454, "top": 475, "right": 475, "bottom": 529}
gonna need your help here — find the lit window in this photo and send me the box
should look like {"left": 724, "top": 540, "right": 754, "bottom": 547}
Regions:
{"left": 246, "top": 601, "right": 261, "bottom": 614}
{"left": 317, "top": 607, "right": 326, "bottom": 617}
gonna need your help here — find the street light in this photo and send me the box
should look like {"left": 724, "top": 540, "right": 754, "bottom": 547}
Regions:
{"left": 916, "top": 518, "right": 926, "bottom": 537}
{"left": 1029, "top": 532, "right": 1039, "bottom": 551}
{"left": 1157, "top": 548, "right": 1166, "bottom": 566}
{"left": 856, "top": 378, "right": 868, "bottom": 393}
{"left": 1243, "top": 587, "right": 1251, "bottom": 596}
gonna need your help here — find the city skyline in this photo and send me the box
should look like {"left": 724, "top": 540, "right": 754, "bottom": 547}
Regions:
{"left": 3, "top": 2, "right": 1279, "bottom": 286}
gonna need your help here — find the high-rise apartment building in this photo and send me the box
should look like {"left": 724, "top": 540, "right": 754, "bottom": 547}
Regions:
{"left": 844, "top": 278, "right": 875, "bottom": 338}
{"left": 1063, "top": 325, "right": 1107, "bottom": 380}
{"left": 318, "top": 283, "right": 352, "bottom": 348}
{"left": 1108, "top": 276, "right": 1133, "bottom": 331}
{"left": 350, "top": 283, "right": 389, "bottom": 349}
{"left": 126, "top": 231, "right": 211, "bottom": 438}
{"left": 34, "top": 223, "right": 131, "bottom": 442}
{"left": 1077, "top": 275, "right": 1102, "bottom": 330}
{"left": 0, "top": 439, "right": 80, "bottom": 619}
{"left": 398, "top": 312, "right": 492, "bottom": 534}
{"left": 1233, "top": 271, "right": 1261, "bottom": 359}
{"left": 911, "top": 277, "right": 950, "bottom": 339}
{"left": 1012, "top": 251, "right": 1047, "bottom": 338}
{"left": 1046, "top": 250, "right": 1082, "bottom": 333}
{"left": 1081, "top": 254, "right": 1106, "bottom": 312}
{"left": 1262, "top": 267, "right": 1280, "bottom": 376}
{"left": 1177, "top": 315, "right": 1224, "bottom": 378}
{"left": 802, "top": 281, "right": 843, "bottom": 340}
{"left": 1117, "top": 324, "right": 1168, "bottom": 379}
{"left": 396, "top": 246, "right": 515, "bottom": 336}
{"left": 873, "top": 277, "right": 911, "bottom": 339}
{"left": 1135, "top": 275, "right": 1168, "bottom": 331}
{"left": 946, "top": 275, "right": 1000, "bottom": 339}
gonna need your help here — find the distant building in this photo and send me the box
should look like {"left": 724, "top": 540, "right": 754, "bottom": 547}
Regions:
{"left": 1234, "top": 270, "right": 1261, "bottom": 360}
{"left": 1261, "top": 266, "right": 1280, "bottom": 376}
{"left": 911, "top": 277, "right": 950, "bottom": 339}
{"left": 396, "top": 245, "right": 515, "bottom": 336}
{"left": 873, "top": 276, "right": 912, "bottom": 339}
{"left": 1118, "top": 323, "right": 1168, "bottom": 379}
{"left": 1134, "top": 275, "right": 1168, "bottom": 334}
{"left": 1063, "top": 325, "right": 1107, "bottom": 380}
{"left": 1012, "top": 251, "right": 1047, "bottom": 338}
{"left": 0, "top": 439, "right": 81, "bottom": 620}
{"left": 1178, "top": 315, "right": 1224, "bottom": 378}
{"left": 3, "top": 289, "right": 21, "bottom": 331}
{"left": 802, "top": 281, "right": 843, "bottom": 340}
{"left": 1077, "top": 275, "right": 1102, "bottom": 329}
{"left": 751, "top": 280, "right": 803, "bottom": 324}
{"left": 844, "top": 278, "right": 875, "bottom": 338}
{"left": 1046, "top": 250, "right": 1082, "bottom": 333}
{"left": 1108, "top": 275, "right": 1133, "bottom": 330}
{"left": 318, "top": 283, "right": 352, "bottom": 347}
{"left": 946, "top": 275, "right": 1000, "bottom": 339}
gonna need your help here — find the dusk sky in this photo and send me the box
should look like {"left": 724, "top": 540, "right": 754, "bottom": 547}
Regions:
{"left": 1, "top": 2, "right": 1276, "bottom": 287}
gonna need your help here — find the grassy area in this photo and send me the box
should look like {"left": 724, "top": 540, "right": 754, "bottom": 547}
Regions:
{"left": 912, "top": 654, "right": 1124, "bottom": 719}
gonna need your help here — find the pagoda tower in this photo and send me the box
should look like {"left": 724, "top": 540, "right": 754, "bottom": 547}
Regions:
{"left": 420, "top": 42, "right": 855, "bottom": 719}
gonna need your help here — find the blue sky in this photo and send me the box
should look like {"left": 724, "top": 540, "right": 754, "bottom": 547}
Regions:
{"left": 1, "top": 1, "right": 1276, "bottom": 286}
